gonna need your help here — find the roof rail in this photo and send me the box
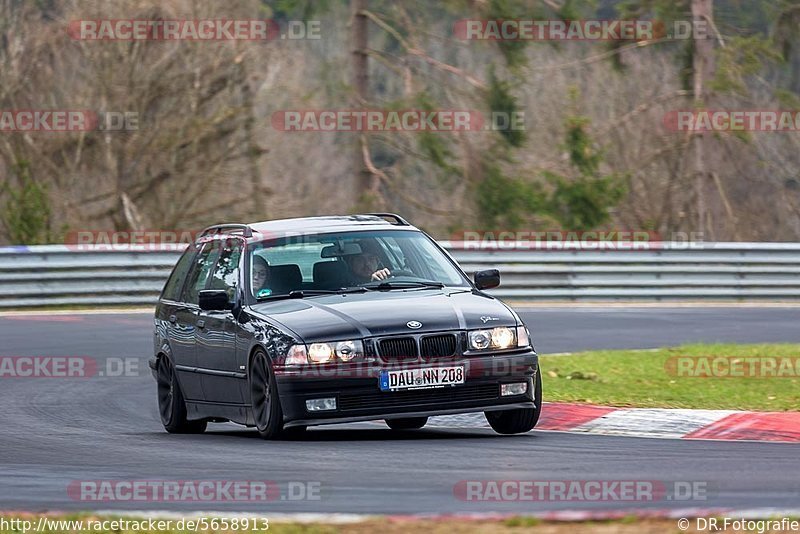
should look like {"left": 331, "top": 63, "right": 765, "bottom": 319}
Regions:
{"left": 199, "top": 223, "right": 254, "bottom": 239}
{"left": 364, "top": 213, "right": 410, "bottom": 226}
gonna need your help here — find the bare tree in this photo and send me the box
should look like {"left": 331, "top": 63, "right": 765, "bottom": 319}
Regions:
{"left": 0, "top": 0, "right": 274, "bottom": 237}
{"left": 691, "top": 0, "right": 715, "bottom": 236}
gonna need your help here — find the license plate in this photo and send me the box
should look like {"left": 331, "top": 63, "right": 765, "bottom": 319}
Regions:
{"left": 379, "top": 365, "right": 465, "bottom": 391}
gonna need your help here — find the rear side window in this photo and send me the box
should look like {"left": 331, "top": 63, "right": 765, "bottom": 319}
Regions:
{"left": 160, "top": 245, "right": 198, "bottom": 301}
{"left": 183, "top": 241, "right": 221, "bottom": 304}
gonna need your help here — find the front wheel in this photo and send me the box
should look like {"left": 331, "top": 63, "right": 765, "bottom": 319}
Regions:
{"left": 249, "top": 350, "right": 285, "bottom": 440}
{"left": 485, "top": 371, "right": 542, "bottom": 435}
{"left": 156, "top": 355, "right": 206, "bottom": 434}
{"left": 385, "top": 417, "right": 428, "bottom": 430}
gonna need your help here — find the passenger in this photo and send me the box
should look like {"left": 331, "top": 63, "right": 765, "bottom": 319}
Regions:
{"left": 252, "top": 255, "right": 271, "bottom": 296}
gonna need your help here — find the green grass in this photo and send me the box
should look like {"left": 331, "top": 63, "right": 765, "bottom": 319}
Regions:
{"left": 540, "top": 343, "right": 800, "bottom": 411}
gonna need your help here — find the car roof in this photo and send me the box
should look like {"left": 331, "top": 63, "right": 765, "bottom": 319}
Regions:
{"left": 197, "top": 214, "right": 422, "bottom": 243}
{"left": 246, "top": 214, "right": 420, "bottom": 238}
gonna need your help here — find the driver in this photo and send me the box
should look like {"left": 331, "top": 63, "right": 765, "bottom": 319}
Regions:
{"left": 346, "top": 251, "right": 391, "bottom": 283}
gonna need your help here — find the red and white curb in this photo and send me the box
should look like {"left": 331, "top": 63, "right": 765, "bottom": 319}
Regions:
{"left": 425, "top": 402, "right": 800, "bottom": 443}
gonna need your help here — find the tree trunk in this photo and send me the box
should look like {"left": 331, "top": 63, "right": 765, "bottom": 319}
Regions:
{"left": 352, "top": 0, "right": 378, "bottom": 210}
{"left": 236, "top": 56, "right": 266, "bottom": 219}
{"left": 692, "top": 0, "right": 714, "bottom": 236}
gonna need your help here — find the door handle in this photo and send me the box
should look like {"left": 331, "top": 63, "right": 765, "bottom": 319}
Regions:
{"left": 196, "top": 319, "right": 206, "bottom": 329}
{"left": 168, "top": 315, "right": 177, "bottom": 324}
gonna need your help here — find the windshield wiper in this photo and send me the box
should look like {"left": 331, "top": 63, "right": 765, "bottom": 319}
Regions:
{"left": 255, "top": 290, "right": 306, "bottom": 301}
{"left": 363, "top": 280, "right": 445, "bottom": 291}
{"left": 255, "top": 288, "right": 366, "bottom": 301}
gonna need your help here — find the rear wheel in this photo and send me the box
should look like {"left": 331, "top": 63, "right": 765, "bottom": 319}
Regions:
{"left": 156, "top": 356, "right": 206, "bottom": 434}
{"left": 249, "top": 350, "right": 284, "bottom": 440}
{"left": 485, "top": 371, "right": 542, "bottom": 435}
{"left": 385, "top": 417, "right": 428, "bottom": 430}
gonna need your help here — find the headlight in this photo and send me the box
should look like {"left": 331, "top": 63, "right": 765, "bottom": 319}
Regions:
{"left": 491, "top": 327, "right": 515, "bottom": 349}
{"left": 468, "top": 330, "right": 492, "bottom": 350}
{"left": 335, "top": 340, "right": 364, "bottom": 362}
{"left": 308, "top": 343, "right": 334, "bottom": 364}
{"left": 468, "top": 327, "right": 519, "bottom": 351}
{"left": 284, "top": 340, "right": 365, "bottom": 365}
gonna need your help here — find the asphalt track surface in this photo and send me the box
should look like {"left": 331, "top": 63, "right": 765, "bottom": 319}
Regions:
{"left": 1, "top": 307, "right": 799, "bottom": 514}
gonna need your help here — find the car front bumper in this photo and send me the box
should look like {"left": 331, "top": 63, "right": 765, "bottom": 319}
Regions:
{"left": 274, "top": 350, "right": 538, "bottom": 427}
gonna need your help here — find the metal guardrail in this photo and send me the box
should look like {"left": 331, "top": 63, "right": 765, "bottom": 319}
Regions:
{"left": 1, "top": 242, "right": 800, "bottom": 307}
{"left": 0, "top": 246, "right": 179, "bottom": 308}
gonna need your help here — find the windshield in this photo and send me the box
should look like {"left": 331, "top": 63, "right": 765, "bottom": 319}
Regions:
{"left": 247, "top": 230, "right": 469, "bottom": 299}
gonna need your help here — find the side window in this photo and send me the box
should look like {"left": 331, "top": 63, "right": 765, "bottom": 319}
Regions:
{"left": 160, "top": 245, "right": 199, "bottom": 301}
{"left": 207, "top": 239, "right": 242, "bottom": 299}
{"left": 183, "top": 241, "right": 221, "bottom": 305}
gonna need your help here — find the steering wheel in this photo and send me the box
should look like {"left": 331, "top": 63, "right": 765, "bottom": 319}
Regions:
{"left": 389, "top": 269, "right": 416, "bottom": 278}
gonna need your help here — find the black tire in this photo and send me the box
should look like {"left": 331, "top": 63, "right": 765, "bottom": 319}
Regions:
{"left": 385, "top": 417, "right": 428, "bottom": 430}
{"left": 156, "top": 355, "right": 207, "bottom": 434}
{"left": 249, "top": 349, "right": 285, "bottom": 440}
{"left": 485, "top": 371, "right": 543, "bottom": 435}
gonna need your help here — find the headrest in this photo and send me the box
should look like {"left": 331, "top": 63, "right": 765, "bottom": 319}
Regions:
{"left": 269, "top": 264, "right": 302, "bottom": 292}
{"left": 313, "top": 260, "right": 350, "bottom": 289}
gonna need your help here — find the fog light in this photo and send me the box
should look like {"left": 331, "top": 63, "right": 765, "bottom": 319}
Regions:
{"left": 305, "top": 397, "right": 337, "bottom": 411}
{"left": 500, "top": 382, "right": 527, "bottom": 396}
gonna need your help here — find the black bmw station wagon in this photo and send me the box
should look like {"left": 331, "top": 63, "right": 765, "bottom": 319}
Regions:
{"left": 150, "top": 214, "right": 541, "bottom": 439}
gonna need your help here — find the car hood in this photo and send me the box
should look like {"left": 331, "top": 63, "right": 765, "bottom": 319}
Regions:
{"left": 248, "top": 289, "right": 518, "bottom": 341}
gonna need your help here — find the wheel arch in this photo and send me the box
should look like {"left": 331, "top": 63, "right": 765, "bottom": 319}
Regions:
{"left": 247, "top": 342, "right": 273, "bottom": 371}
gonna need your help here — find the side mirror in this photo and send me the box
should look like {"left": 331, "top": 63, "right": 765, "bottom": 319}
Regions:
{"left": 474, "top": 269, "right": 500, "bottom": 290}
{"left": 198, "top": 290, "right": 233, "bottom": 311}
